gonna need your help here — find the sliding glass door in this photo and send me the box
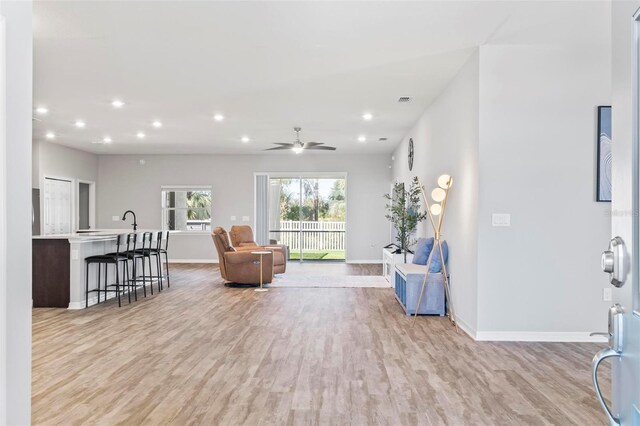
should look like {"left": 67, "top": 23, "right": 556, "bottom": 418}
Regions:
{"left": 263, "top": 175, "right": 346, "bottom": 261}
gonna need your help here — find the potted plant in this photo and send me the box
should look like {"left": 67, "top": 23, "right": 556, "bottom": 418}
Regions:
{"left": 384, "top": 177, "right": 428, "bottom": 263}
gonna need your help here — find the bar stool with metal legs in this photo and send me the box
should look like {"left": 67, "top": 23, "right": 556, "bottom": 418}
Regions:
{"left": 128, "top": 232, "right": 151, "bottom": 298}
{"left": 112, "top": 232, "right": 147, "bottom": 300}
{"left": 144, "top": 231, "right": 164, "bottom": 293}
{"left": 158, "top": 230, "right": 170, "bottom": 288}
{"left": 85, "top": 234, "right": 130, "bottom": 308}
{"left": 133, "top": 231, "right": 161, "bottom": 294}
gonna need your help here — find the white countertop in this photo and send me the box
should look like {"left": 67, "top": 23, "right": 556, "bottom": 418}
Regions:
{"left": 33, "top": 229, "right": 169, "bottom": 242}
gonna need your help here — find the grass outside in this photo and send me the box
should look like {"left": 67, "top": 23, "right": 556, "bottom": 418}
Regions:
{"left": 289, "top": 250, "right": 345, "bottom": 261}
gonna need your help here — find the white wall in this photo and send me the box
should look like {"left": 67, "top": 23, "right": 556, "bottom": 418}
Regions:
{"left": 391, "top": 51, "right": 480, "bottom": 332}
{"left": 0, "top": 0, "right": 32, "bottom": 423}
{"left": 392, "top": 22, "right": 611, "bottom": 340}
{"left": 476, "top": 43, "right": 611, "bottom": 338}
{"left": 33, "top": 141, "right": 99, "bottom": 189}
{"left": 32, "top": 141, "right": 99, "bottom": 233}
{"left": 97, "top": 153, "right": 391, "bottom": 262}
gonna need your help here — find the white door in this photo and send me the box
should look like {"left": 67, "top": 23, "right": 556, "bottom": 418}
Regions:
{"left": 592, "top": 10, "right": 640, "bottom": 425}
{"left": 43, "top": 178, "right": 72, "bottom": 235}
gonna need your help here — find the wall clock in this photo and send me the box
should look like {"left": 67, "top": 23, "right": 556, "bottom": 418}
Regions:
{"left": 408, "top": 138, "right": 414, "bottom": 171}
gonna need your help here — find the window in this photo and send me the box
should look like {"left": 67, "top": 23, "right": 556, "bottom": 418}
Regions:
{"left": 161, "top": 186, "right": 212, "bottom": 232}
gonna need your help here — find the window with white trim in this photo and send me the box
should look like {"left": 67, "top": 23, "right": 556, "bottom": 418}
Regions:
{"left": 161, "top": 186, "right": 212, "bottom": 232}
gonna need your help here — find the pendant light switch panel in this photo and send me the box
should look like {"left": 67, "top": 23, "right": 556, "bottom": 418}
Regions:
{"left": 492, "top": 213, "right": 511, "bottom": 227}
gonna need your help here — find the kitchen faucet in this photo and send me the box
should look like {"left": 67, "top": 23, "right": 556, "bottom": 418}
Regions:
{"left": 122, "top": 210, "right": 138, "bottom": 231}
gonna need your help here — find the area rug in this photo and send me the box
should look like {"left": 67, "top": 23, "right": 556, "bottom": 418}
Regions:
{"left": 268, "top": 274, "right": 391, "bottom": 288}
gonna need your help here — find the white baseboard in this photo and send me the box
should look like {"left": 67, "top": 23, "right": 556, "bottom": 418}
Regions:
{"left": 449, "top": 316, "right": 607, "bottom": 343}
{"left": 454, "top": 316, "right": 477, "bottom": 340}
{"left": 474, "top": 331, "right": 607, "bottom": 343}
{"left": 68, "top": 280, "right": 161, "bottom": 310}
{"left": 346, "top": 260, "right": 383, "bottom": 264}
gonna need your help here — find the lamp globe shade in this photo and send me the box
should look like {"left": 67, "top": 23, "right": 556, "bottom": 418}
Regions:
{"left": 437, "top": 174, "right": 451, "bottom": 189}
{"left": 431, "top": 187, "right": 446, "bottom": 202}
{"left": 430, "top": 203, "right": 442, "bottom": 216}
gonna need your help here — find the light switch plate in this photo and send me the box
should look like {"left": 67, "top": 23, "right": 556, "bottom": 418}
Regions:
{"left": 242, "top": 216, "right": 250, "bottom": 222}
{"left": 603, "top": 288, "right": 613, "bottom": 302}
{"left": 230, "top": 216, "right": 237, "bottom": 221}
{"left": 112, "top": 215, "right": 120, "bottom": 221}
{"left": 492, "top": 213, "right": 511, "bottom": 227}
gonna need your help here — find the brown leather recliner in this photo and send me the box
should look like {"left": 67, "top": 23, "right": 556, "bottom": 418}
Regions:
{"left": 229, "top": 225, "right": 287, "bottom": 274}
{"left": 211, "top": 227, "right": 274, "bottom": 285}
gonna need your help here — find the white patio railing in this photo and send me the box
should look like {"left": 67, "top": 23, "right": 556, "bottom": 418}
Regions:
{"left": 270, "top": 220, "right": 345, "bottom": 251}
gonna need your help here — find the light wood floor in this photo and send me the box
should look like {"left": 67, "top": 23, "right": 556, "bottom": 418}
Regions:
{"left": 33, "top": 264, "right": 609, "bottom": 425}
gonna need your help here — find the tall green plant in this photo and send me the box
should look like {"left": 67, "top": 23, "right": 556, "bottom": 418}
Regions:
{"left": 384, "top": 177, "right": 428, "bottom": 262}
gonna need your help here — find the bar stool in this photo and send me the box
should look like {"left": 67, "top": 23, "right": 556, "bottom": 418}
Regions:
{"left": 158, "top": 230, "right": 170, "bottom": 288}
{"left": 126, "top": 232, "right": 151, "bottom": 298}
{"left": 133, "top": 232, "right": 160, "bottom": 294}
{"left": 147, "top": 231, "right": 165, "bottom": 292}
{"left": 85, "top": 234, "right": 130, "bottom": 308}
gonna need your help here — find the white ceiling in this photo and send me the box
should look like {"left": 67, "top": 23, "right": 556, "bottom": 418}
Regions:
{"left": 33, "top": 1, "right": 610, "bottom": 155}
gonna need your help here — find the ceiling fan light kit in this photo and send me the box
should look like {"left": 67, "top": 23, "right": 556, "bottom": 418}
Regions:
{"left": 265, "top": 127, "right": 337, "bottom": 153}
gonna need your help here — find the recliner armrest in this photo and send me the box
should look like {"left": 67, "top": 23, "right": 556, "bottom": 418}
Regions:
{"left": 224, "top": 250, "right": 272, "bottom": 265}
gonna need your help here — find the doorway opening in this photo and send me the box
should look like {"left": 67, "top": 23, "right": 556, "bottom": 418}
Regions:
{"left": 77, "top": 180, "right": 95, "bottom": 231}
{"left": 257, "top": 174, "right": 347, "bottom": 262}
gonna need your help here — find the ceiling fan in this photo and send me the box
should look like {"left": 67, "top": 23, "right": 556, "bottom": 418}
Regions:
{"left": 265, "top": 127, "right": 337, "bottom": 153}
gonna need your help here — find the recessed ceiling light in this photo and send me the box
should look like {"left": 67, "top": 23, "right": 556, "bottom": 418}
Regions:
{"left": 136, "top": 131, "right": 146, "bottom": 139}
{"left": 36, "top": 107, "right": 48, "bottom": 115}
{"left": 111, "top": 100, "right": 125, "bottom": 108}
{"left": 45, "top": 131, "right": 55, "bottom": 140}
{"left": 103, "top": 136, "right": 112, "bottom": 143}
{"left": 358, "top": 135, "right": 367, "bottom": 142}
{"left": 241, "top": 136, "right": 250, "bottom": 143}
{"left": 75, "top": 120, "right": 86, "bottom": 128}
{"left": 152, "top": 120, "right": 162, "bottom": 128}
{"left": 362, "top": 113, "right": 373, "bottom": 121}
{"left": 213, "top": 114, "right": 224, "bottom": 122}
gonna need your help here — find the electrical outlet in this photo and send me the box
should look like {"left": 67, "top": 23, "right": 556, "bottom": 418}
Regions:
{"left": 603, "top": 288, "right": 613, "bottom": 302}
{"left": 112, "top": 215, "right": 120, "bottom": 221}
{"left": 492, "top": 213, "right": 511, "bottom": 227}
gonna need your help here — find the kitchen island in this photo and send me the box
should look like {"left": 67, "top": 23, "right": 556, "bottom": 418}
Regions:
{"left": 33, "top": 230, "right": 164, "bottom": 309}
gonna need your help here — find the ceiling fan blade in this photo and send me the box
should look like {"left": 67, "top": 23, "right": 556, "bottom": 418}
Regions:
{"left": 265, "top": 145, "right": 294, "bottom": 151}
{"left": 306, "top": 145, "right": 337, "bottom": 151}
{"left": 303, "top": 142, "right": 323, "bottom": 148}
{"left": 271, "top": 143, "right": 293, "bottom": 146}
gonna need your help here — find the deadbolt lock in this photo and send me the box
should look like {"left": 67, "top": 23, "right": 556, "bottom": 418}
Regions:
{"left": 601, "top": 236, "right": 626, "bottom": 288}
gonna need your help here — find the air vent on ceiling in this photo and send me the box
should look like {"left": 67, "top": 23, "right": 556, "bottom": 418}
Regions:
{"left": 398, "top": 97, "right": 412, "bottom": 103}
{"left": 378, "top": 137, "right": 388, "bottom": 142}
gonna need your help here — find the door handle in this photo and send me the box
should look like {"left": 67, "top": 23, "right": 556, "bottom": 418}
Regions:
{"left": 592, "top": 347, "right": 621, "bottom": 425}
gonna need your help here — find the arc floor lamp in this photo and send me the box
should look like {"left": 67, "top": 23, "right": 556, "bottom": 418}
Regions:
{"left": 414, "top": 174, "right": 457, "bottom": 331}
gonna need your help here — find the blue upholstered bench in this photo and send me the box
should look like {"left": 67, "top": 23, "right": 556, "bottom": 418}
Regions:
{"left": 394, "top": 263, "right": 446, "bottom": 316}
